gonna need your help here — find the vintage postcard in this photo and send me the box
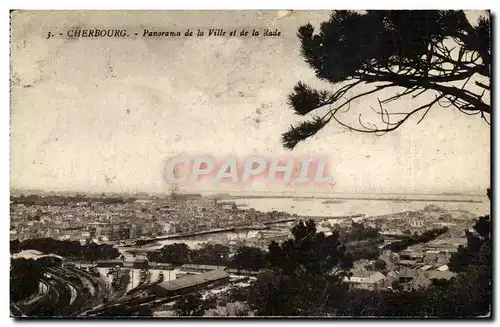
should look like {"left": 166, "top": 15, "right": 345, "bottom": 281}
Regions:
{"left": 10, "top": 10, "right": 491, "bottom": 318}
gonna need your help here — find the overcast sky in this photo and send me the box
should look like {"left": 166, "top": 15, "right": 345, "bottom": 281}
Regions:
{"left": 10, "top": 10, "right": 490, "bottom": 195}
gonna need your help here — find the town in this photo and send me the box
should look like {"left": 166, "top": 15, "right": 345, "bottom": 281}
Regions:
{"left": 10, "top": 191, "right": 480, "bottom": 317}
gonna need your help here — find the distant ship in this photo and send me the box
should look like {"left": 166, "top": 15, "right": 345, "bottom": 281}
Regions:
{"left": 391, "top": 198, "right": 408, "bottom": 203}
{"left": 441, "top": 192, "right": 464, "bottom": 196}
{"left": 292, "top": 197, "right": 313, "bottom": 202}
{"left": 322, "top": 199, "right": 345, "bottom": 204}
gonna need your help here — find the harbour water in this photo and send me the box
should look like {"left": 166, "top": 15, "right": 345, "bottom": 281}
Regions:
{"left": 228, "top": 194, "right": 490, "bottom": 217}
{"left": 134, "top": 194, "right": 490, "bottom": 250}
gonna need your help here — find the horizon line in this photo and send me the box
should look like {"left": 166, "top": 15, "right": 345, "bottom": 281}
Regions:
{"left": 9, "top": 188, "right": 488, "bottom": 197}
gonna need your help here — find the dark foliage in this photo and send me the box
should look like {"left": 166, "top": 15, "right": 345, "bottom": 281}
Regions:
{"left": 11, "top": 238, "right": 120, "bottom": 261}
{"left": 147, "top": 243, "right": 230, "bottom": 266}
{"left": 337, "top": 222, "right": 384, "bottom": 261}
{"left": 248, "top": 220, "right": 353, "bottom": 316}
{"left": 10, "top": 258, "right": 42, "bottom": 303}
{"left": 231, "top": 246, "right": 267, "bottom": 271}
{"left": 382, "top": 227, "right": 449, "bottom": 252}
{"left": 174, "top": 292, "right": 206, "bottom": 316}
{"left": 283, "top": 10, "right": 490, "bottom": 149}
{"left": 373, "top": 258, "right": 387, "bottom": 271}
{"left": 449, "top": 216, "right": 491, "bottom": 272}
{"left": 243, "top": 200, "right": 491, "bottom": 317}
{"left": 147, "top": 243, "right": 191, "bottom": 265}
{"left": 341, "top": 222, "right": 380, "bottom": 242}
{"left": 191, "top": 243, "right": 230, "bottom": 266}
{"left": 341, "top": 214, "right": 491, "bottom": 317}
{"left": 344, "top": 238, "right": 382, "bottom": 261}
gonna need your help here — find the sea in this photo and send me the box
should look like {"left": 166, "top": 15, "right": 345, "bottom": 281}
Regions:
{"left": 226, "top": 194, "right": 490, "bottom": 218}
{"left": 138, "top": 193, "right": 489, "bottom": 250}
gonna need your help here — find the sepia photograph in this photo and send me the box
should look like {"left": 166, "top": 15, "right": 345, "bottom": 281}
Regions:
{"left": 9, "top": 9, "right": 491, "bottom": 318}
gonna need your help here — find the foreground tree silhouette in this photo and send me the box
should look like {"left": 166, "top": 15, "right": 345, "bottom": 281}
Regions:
{"left": 231, "top": 246, "right": 267, "bottom": 271}
{"left": 436, "top": 189, "right": 492, "bottom": 316}
{"left": 283, "top": 10, "right": 490, "bottom": 149}
{"left": 248, "top": 220, "right": 353, "bottom": 316}
{"left": 418, "top": 198, "right": 491, "bottom": 317}
{"left": 243, "top": 203, "right": 491, "bottom": 316}
{"left": 449, "top": 187, "right": 491, "bottom": 273}
{"left": 448, "top": 216, "right": 491, "bottom": 272}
